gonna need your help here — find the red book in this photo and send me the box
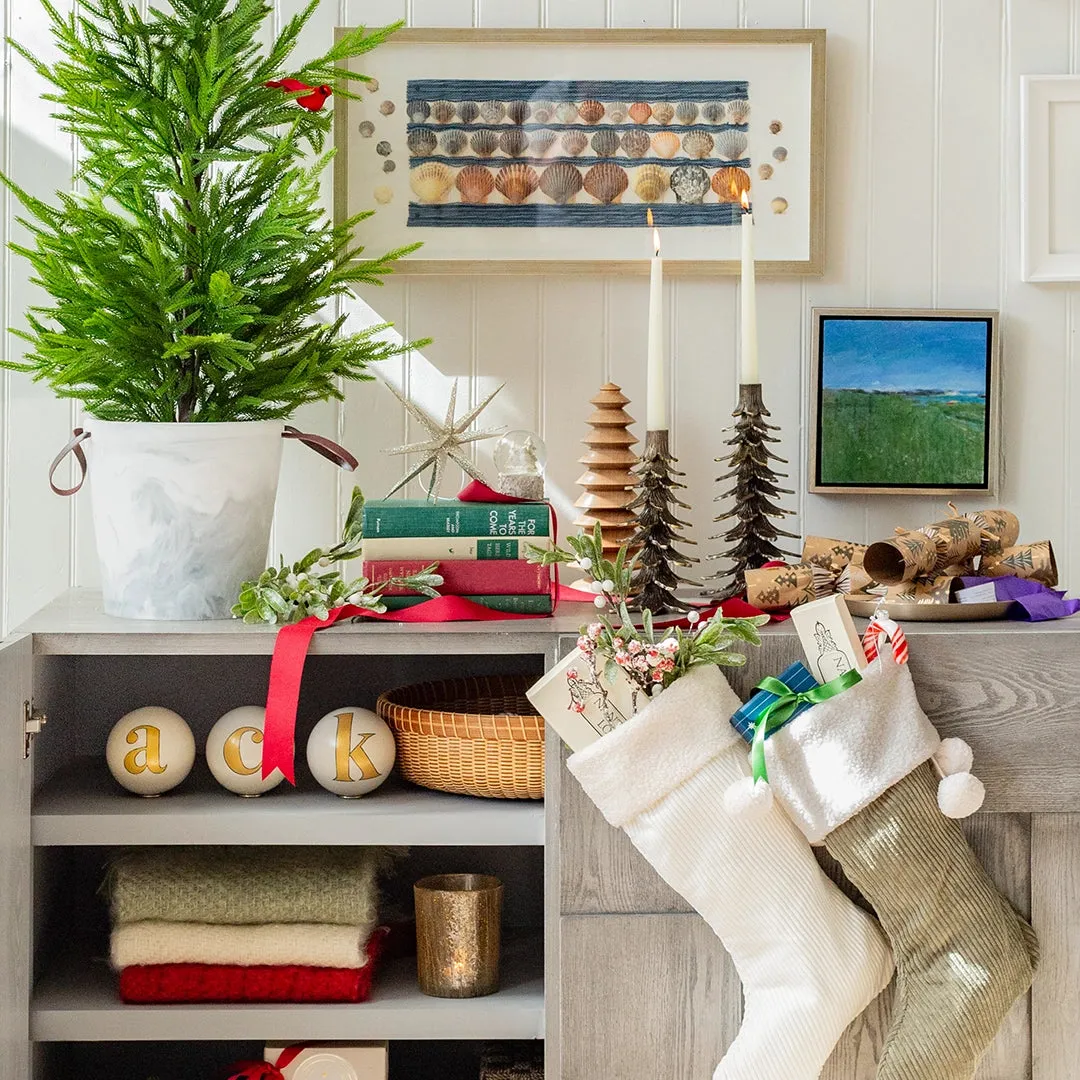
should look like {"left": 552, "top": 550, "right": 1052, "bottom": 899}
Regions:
{"left": 364, "top": 559, "right": 551, "bottom": 596}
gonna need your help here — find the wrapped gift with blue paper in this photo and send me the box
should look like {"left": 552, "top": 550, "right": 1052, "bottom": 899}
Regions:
{"left": 730, "top": 662, "right": 819, "bottom": 743}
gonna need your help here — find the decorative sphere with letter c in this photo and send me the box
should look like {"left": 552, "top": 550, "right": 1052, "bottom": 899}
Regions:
{"left": 206, "top": 705, "right": 284, "bottom": 797}
{"left": 306, "top": 706, "right": 396, "bottom": 797}
{"left": 106, "top": 706, "right": 196, "bottom": 796}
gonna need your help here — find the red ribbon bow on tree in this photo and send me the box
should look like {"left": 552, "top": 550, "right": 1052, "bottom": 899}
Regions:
{"left": 265, "top": 78, "right": 332, "bottom": 111}
{"left": 225, "top": 1047, "right": 305, "bottom": 1080}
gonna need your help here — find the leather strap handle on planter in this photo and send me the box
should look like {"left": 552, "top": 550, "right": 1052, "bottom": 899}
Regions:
{"left": 49, "top": 425, "right": 357, "bottom": 497}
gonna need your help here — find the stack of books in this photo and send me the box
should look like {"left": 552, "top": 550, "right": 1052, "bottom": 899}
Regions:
{"left": 360, "top": 499, "right": 554, "bottom": 614}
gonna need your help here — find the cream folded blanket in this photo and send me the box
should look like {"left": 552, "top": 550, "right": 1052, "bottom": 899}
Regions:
{"left": 110, "top": 921, "right": 370, "bottom": 970}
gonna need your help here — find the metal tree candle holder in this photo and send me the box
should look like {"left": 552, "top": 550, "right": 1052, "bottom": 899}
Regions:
{"left": 704, "top": 383, "right": 798, "bottom": 600}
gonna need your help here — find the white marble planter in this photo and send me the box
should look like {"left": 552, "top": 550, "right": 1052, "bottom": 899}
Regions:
{"left": 86, "top": 421, "right": 284, "bottom": 620}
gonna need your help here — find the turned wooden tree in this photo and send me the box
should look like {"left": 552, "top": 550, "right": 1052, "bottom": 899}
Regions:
{"left": 574, "top": 383, "right": 640, "bottom": 554}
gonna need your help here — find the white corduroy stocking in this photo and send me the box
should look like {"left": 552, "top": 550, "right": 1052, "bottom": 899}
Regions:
{"left": 567, "top": 665, "right": 894, "bottom": 1080}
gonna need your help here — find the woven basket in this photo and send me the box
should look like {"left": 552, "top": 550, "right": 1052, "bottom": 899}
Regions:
{"left": 377, "top": 675, "right": 544, "bottom": 800}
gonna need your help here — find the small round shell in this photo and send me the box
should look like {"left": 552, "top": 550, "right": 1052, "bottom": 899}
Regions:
{"left": 376, "top": 140, "right": 392, "bottom": 157}
{"left": 506, "top": 100, "right": 532, "bottom": 125}
{"left": 470, "top": 129, "right": 500, "bottom": 157}
{"left": 651, "top": 131, "right": 681, "bottom": 159}
{"left": 711, "top": 166, "right": 751, "bottom": 202}
{"left": 429, "top": 100, "right": 456, "bottom": 123}
{"left": 590, "top": 128, "right": 621, "bottom": 157}
{"left": 495, "top": 163, "right": 540, "bottom": 204}
{"left": 409, "top": 162, "right": 453, "bottom": 203}
{"left": 358, "top": 121, "right": 375, "bottom": 138}
{"left": 651, "top": 102, "right": 675, "bottom": 125}
{"left": 455, "top": 164, "right": 496, "bottom": 204}
{"left": 529, "top": 129, "right": 559, "bottom": 157}
{"left": 578, "top": 100, "right": 606, "bottom": 124}
{"left": 406, "top": 128, "right": 438, "bottom": 157}
{"left": 366, "top": 79, "right": 379, "bottom": 94}
{"left": 539, "top": 162, "right": 584, "bottom": 204}
{"left": 406, "top": 100, "right": 430, "bottom": 122}
{"left": 383, "top": 159, "right": 396, "bottom": 173}
{"left": 556, "top": 102, "right": 581, "bottom": 124}
{"left": 769, "top": 119, "right": 783, "bottom": 134}
{"left": 715, "top": 129, "right": 749, "bottom": 161}
{"left": 458, "top": 101, "right": 480, "bottom": 124}
{"left": 561, "top": 129, "right": 589, "bottom": 156}
{"left": 531, "top": 100, "right": 556, "bottom": 124}
{"left": 379, "top": 100, "right": 395, "bottom": 116}
{"left": 440, "top": 129, "right": 469, "bottom": 156}
{"left": 771, "top": 196, "right": 789, "bottom": 214}
{"left": 773, "top": 146, "right": 788, "bottom": 162}
{"left": 373, "top": 185, "right": 393, "bottom": 204}
{"left": 628, "top": 101, "right": 653, "bottom": 125}
{"left": 620, "top": 129, "right": 652, "bottom": 158}
{"left": 669, "top": 164, "right": 710, "bottom": 204}
{"left": 682, "top": 131, "right": 715, "bottom": 159}
{"left": 480, "top": 100, "right": 507, "bottom": 124}
{"left": 758, "top": 163, "right": 774, "bottom": 181}
{"left": 499, "top": 128, "right": 530, "bottom": 157}
{"left": 675, "top": 101, "right": 699, "bottom": 124}
{"left": 726, "top": 99, "right": 751, "bottom": 125}
{"left": 700, "top": 101, "right": 726, "bottom": 124}
{"left": 633, "top": 164, "right": 670, "bottom": 203}
{"left": 583, "top": 162, "right": 629, "bottom": 204}
{"left": 607, "top": 101, "right": 629, "bottom": 124}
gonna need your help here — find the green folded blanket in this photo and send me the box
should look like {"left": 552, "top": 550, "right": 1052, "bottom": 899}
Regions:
{"left": 107, "top": 846, "right": 396, "bottom": 927}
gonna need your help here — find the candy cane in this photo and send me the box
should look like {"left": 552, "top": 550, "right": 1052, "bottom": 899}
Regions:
{"left": 862, "top": 616, "right": 909, "bottom": 665}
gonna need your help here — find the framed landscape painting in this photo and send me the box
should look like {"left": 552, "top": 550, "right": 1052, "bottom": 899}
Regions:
{"left": 334, "top": 28, "right": 825, "bottom": 275}
{"left": 809, "top": 309, "right": 1000, "bottom": 495}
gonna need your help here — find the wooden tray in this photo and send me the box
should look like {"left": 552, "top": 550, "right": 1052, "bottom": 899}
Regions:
{"left": 843, "top": 596, "right": 1012, "bottom": 621}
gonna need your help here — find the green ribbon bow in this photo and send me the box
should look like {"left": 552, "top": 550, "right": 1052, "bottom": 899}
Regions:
{"left": 749, "top": 668, "right": 864, "bottom": 786}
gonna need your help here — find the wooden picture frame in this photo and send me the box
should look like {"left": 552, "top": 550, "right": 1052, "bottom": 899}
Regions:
{"left": 808, "top": 308, "right": 1001, "bottom": 496}
{"left": 334, "top": 28, "right": 826, "bottom": 276}
{"left": 1021, "top": 75, "right": 1080, "bottom": 282}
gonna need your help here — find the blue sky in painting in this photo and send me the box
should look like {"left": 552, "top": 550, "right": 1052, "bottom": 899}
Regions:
{"left": 821, "top": 318, "right": 990, "bottom": 393}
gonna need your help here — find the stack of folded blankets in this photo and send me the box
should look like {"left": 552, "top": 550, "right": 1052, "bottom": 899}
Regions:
{"left": 108, "top": 847, "right": 392, "bottom": 1004}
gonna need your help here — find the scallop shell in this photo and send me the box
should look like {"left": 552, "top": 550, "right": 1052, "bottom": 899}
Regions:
{"left": 651, "top": 131, "right": 681, "bottom": 159}
{"left": 406, "top": 127, "right": 438, "bottom": 156}
{"left": 379, "top": 100, "right": 395, "bottom": 116}
{"left": 455, "top": 164, "right": 496, "bottom": 204}
{"left": 429, "top": 100, "right": 456, "bottom": 123}
{"left": 358, "top": 121, "right": 375, "bottom": 138}
{"left": 669, "top": 164, "right": 710, "bottom": 204}
{"left": 458, "top": 101, "right": 480, "bottom": 124}
{"left": 406, "top": 100, "right": 430, "bottom": 122}
{"left": 711, "top": 166, "right": 751, "bottom": 202}
{"left": 539, "top": 162, "right": 584, "bottom": 204}
{"left": 373, "top": 185, "right": 393, "bottom": 204}
{"left": 470, "top": 129, "right": 500, "bottom": 157}
{"left": 561, "top": 129, "right": 589, "bottom": 156}
{"left": 633, "top": 164, "right": 670, "bottom": 203}
{"left": 440, "top": 129, "right": 469, "bottom": 155}
{"left": 607, "top": 101, "right": 629, "bottom": 123}
{"left": 758, "top": 163, "right": 774, "bottom": 181}
{"left": 620, "top": 129, "right": 652, "bottom": 158}
{"left": 376, "top": 140, "right": 392, "bottom": 157}
{"left": 682, "top": 131, "right": 715, "bottom": 159}
{"left": 495, "top": 163, "right": 540, "bottom": 204}
{"left": 480, "top": 100, "right": 507, "bottom": 124}
{"left": 590, "top": 128, "right": 621, "bottom": 157}
{"left": 771, "top": 196, "right": 789, "bottom": 214}
{"left": 556, "top": 102, "right": 580, "bottom": 124}
{"left": 529, "top": 129, "right": 559, "bottom": 157}
{"left": 409, "top": 162, "right": 453, "bottom": 204}
{"left": 715, "top": 129, "right": 749, "bottom": 161}
{"left": 583, "top": 162, "right": 629, "bottom": 204}
{"left": 726, "top": 99, "right": 751, "bottom": 125}
{"left": 499, "top": 128, "right": 530, "bottom": 157}
{"left": 366, "top": 79, "right": 380, "bottom": 94}
{"left": 506, "top": 100, "right": 532, "bottom": 125}
{"left": 769, "top": 119, "right": 783, "bottom": 134}
{"left": 383, "top": 159, "right": 396, "bottom": 173}
{"left": 578, "top": 99, "right": 606, "bottom": 124}
{"left": 773, "top": 146, "right": 788, "bottom": 162}
{"left": 651, "top": 102, "right": 675, "bottom": 125}
{"left": 531, "top": 100, "right": 556, "bottom": 124}
{"left": 628, "top": 101, "right": 653, "bottom": 125}
{"left": 675, "top": 101, "right": 699, "bottom": 125}
{"left": 700, "top": 101, "right": 726, "bottom": 124}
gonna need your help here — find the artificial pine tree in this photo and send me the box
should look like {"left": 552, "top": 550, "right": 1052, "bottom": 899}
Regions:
{"left": 628, "top": 430, "right": 698, "bottom": 614}
{"left": 0, "top": 0, "right": 420, "bottom": 422}
{"left": 574, "top": 383, "right": 640, "bottom": 554}
{"left": 704, "top": 384, "right": 798, "bottom": 600}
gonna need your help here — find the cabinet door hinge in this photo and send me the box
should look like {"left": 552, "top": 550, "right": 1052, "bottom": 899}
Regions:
{"left": 24, "top": 700, "right": 46, "bottom": 758}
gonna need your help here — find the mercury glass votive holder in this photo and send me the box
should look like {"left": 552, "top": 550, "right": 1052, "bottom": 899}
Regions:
{"left": 414, "top": 873, "right": 503, "bottom": 998}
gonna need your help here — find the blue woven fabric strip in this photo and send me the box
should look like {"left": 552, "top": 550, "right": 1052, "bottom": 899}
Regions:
{"left": 730, "top": 662, "right": 820, "bottom": 743}
{"left": 407, "top": 79, "right": 750, "bottom": 101}
{"left": 406, "top": 201, "right": 745, "bottom": 228}
{"left": 407, "top": 155, "right": 752, "bottom": 170}
{"left": 406, "top": 122, "right": 750, "bottom": 133}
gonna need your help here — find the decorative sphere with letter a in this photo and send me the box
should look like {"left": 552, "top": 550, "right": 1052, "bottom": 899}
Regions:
{"left": 106, "top": 706, "right": 195, "bottom": 796}
{"left": 206, "top": 705, "right": 284, "bottom": 797}
{"left": 306, "top": 707, "right": 397, "bottom": 797}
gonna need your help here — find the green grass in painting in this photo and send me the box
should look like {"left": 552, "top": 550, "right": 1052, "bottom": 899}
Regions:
{"left": 819, "top": 389, "right": 986, "bottom": 486}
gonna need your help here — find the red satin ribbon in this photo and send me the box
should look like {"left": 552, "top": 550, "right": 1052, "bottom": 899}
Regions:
{"left": 226, "top": 1046, "right": 304, "bottom": 1080}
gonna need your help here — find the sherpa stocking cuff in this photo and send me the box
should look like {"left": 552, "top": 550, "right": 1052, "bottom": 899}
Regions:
{"left": 765, "top": 651, "right": 941, "bottom": 843}
{"left": 568, "top": 664, "right": 742, "bottom": 828}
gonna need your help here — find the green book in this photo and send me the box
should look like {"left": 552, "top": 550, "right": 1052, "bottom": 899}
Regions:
{"left": 362, "top": 499, "right": 550, "bottom": 539}
{"left": 381, "top": 594, "right": 554, "bottom": 614}
{"left": 360, "top": 536, "right": 551, "bottom": 561}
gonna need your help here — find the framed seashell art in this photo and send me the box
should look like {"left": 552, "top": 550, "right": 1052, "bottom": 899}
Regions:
{"left": 335, "top": 28, "right": 825, "bottom": 275}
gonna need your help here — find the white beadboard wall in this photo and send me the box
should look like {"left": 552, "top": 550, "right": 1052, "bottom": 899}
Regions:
{"left": 2, "top": 0, "right": 1080, "bottom": 632}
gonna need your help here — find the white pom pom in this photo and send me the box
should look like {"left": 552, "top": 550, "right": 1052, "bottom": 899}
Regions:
{"left": 601, "top": 579, "right": 614, "bottom": 592}
{"left": 723, "top": 776, "right": 774, "bottom": 821}
{"left": 934, "top": 737, "right": 974, "bottom": 777}
{"left": 593, "top": 595, "right": 607, "bottom": 609}
{"left": 938, "top": 772, "right": 985, "bottom": 818}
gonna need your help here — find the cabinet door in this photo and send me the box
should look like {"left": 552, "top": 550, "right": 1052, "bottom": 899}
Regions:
{"left": 0, "top": 636, "right": 32, "bottom": 1080}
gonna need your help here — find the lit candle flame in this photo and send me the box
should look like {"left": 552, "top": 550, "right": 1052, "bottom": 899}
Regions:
{"left": 647, "top": 208, "right": 660, "bottom": 255}
{"left": 740, "top": 187, "right": 750, "bottom": 211}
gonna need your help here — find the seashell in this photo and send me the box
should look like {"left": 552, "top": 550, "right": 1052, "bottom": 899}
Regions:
{"left": 458, "top": 101, "right": 480, "bottom": 124}
{"left": 769, "top": 119, "right": 783, "bottom": 134}
{"left": 406, "top": 100, "right": 430, "bottom": 122}
{"left": 715, "top": 129, "right": 749, "bottom": 161}
{"left": 379, "top": 100, "right": 395, "bottom": 116}
{"left": 561, "top": 129, "right": 589, "bottom": 156}
{"left": 406, "top": 127, "right": 437, "bottom": 156}
{"left": 578, "top": 99, "right": 606, "bottom": 124}
{"left": 557, "top": 101, "right": 581, "bottom": 123}
{"left": 628, "top": 101, "right": 653, "bottom": 125}
{"left": 651, "top": 102, "right": 675, "bottom": 125}
{"left": 499, "top": 128, "right": 530, "bottom": 157}
{"left": 583, "top": 162, "right": 629, "bottom": 204}
{"left": 529, "top": 129, "right": 559, "bottom": 157}
{"left": 771, "top": 196, "right": 789, "bottom": 214}
{"left": 590, "top": 128, "right": 621, "bottom": 157}
{"left": 376, "top": 140, "right": 392, "bottom": 157}
{"left": 429, "top": 100, "right": 456, "bottom": 123}
{"left": 607, "top": 101, "right": 629, "bottom": 123}
{"left": 531, "top": 100, "right": 556, "bottom": 124}
{"left": 651, "top": 131, "right": 681, "bottom": 159}
{"left": 773, "top": 145, "right": 788, "bottom": 162}
{"left": 480, "top": 100, "right": 507, "bottom": 124}
{"left": 409, "top": 162, "right": 453, "bottom": 203}
{"left": 455, "top": 164, "right": 496, "bottom": 204}
{"left": 675, "top": 101, "right": 699, "bottom": 124}
{"left": 358, "top": 120, "right": 375, "bottom": 137}
{"left": 506, "top": 100, "right": 532, "bottom": 125}
{"left": 373, "top": 185, "right": 393, "bottom": 204}
{"left": 700, "top": 101, "right": 726, "bottom": 124}
{"left": 470, "top": 129, "right": 500, "bottom": 157}
{"left": 539, "top": 162, "right": 584, "bottom": 204}
{"left": 682, "top": 131, "right": 715, "bottom": 159}
{"left": 669, "top": 164, "right": 710, "bottom": 204}
{"left": 711, "top": 166, "right": 751, "bottom": 202}
{"left": 495, "top": 163, "right": 540, "bottom": 204}
{"left": 758, "top": 163, "right": 774, "bottom": 181}
{"left": 620, "top": 129, "right": 652, "bottom": 158}
{"left": 633, "top": 164, "right": 670, "bottom": 202}
{"left": 383, "top": 159, "right": 396, "bottom": 173}
{"left": 440, "top": 129, "right": 469, "bottom": 155}
{"left": 726, "top": 98, "right": 751, "bottom": 125}
{"left": 366, "top": 78, "right": 380, "bottom": 94}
